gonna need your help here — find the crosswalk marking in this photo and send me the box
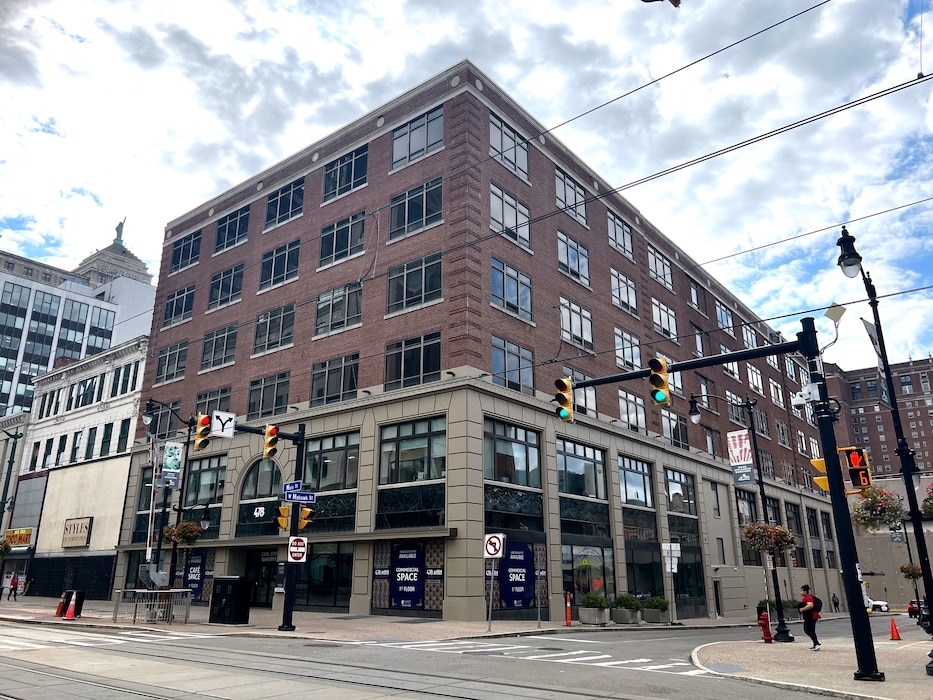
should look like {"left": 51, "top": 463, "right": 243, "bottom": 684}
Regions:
{"left": 377, "top": 639, "right": 708, "bottom": 676}
{"left": 0, "top": 629, "right": 218, "bottom": 651}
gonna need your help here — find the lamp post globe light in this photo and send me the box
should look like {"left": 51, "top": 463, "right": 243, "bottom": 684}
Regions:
{"left": 837, "top": 226, "right": 933, "bottom": 669}
{"left": 142, "top": 398, "right": 198, "bottom": 589}
{"left": 688, "top": 393, "right": 794, "bottom": 642}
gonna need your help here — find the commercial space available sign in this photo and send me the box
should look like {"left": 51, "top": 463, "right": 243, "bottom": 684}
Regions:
{"left": 499, "top": 541, "right": 535, "bottom": 609}
{"left": 390, "top": 542, "right": 425, "bottom": 609}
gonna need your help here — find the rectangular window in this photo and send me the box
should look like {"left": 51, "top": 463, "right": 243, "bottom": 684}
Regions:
{"left": 490, "top": 183, "right": 530, "bottom": 247}
{"left": 100, "top": 422, "right": 113, "bottom": 457}
{"left": 155, "top": 342, "right": 187, "bottom": 384}
{"left": 743, "top": 325, "right": 758, "bottom": 349}
{"left": 618, "top": 390, "right": 646, "bottom": 434}
{"left": 215, "top": 205, "right": 250, "bottom": 253}
{"left": 196, "top": 387, "right": 232, "bottom": 416}
{"left": 555, "top": 168, "right": 587, "bottom": 224}
{"left": 389, "top": 177, "right": 442, "bottom": 239}
{"left": 607, "top": 210, "right": 634, "bottom": 258}
{"left": 247, "top": 372, "right": 290, "bottom": 420}
{"left": 69, "top": 430, "right": 83, "bottom": 463}
{"left": 315, "top": 282, "right": 362, "bottom": 335}
{"left": 207, "top": 264, "right": 244, "bottom": 310}
{"left": 489, "top": 113, "right": 528, "bottom": 178}
{"left": 721, "top": 345, "right": 738, "bottom": 379}
{"left": 752, "top": 406, "right": 770, "bottom": 438}
{"left": 392, "top": 106, "right": 443, "bottom": 169}
{"left": 611, "top": 268, "right": 637, "bottom": 314}
{"left": 770, "top": 379, "right": 784, "bottom": 407}
{"left": 704, "top": 427, "right": 722, "bottom": 457}
{"left": 116, "top": 418, "right": 131, "bottom": 452}
{"left": 201, "top": 324, "right": 238, "bottom": 370}
{"left": 619, "top": 455, "right": 653, "bottom": 507}
{"left": 565, "top": 366, "right": 597, "bottom": 417}
{"left": 558, "top": 231, "right": 590, "bottom": 285}
{"left": 850, "top": 382, "right": 862, "bottom": 400}
{"left": 796, "top": 430, "right": 808, "bottom": 455}
{"left": 491, "top": 335, "right": 534, "bottom": 395}
{"left": 688, "top": 277, "right": 705, "bottom": 312}
{"left": 648, "top": 245, "right": 673, "bottom": 290}
{"left": 491, "top": 257, "right": 532, "bottom": 321}
{"left": 902, "top": 375, "right": 914, "bottom": 394}
{"left": 306, "top": 432, "right": 360, "bottom": 492}
{"left": 557, "top": 437, "right": 606, "bottom": 499}
{"left": 54, "top": 435, "right": 67, "bottom": 465}
{"left": 384, "top": 332, "right": 441, "bottom": 391}
{"left": 716, "top": 300, "right": 734, "bottom": 335}
{"left": 184, "top": 454, "right": 227, "bottom": 507}
{"left": 387, "top": 253, "right": 442, "bottom": 314}
{"left": 662, "top": 409, "right": 689, "bottom": 449}
{"left": 265, "top": 177, "right": 304, "bottom": 227}
{"left": 693, "top": 325, "right": 705, "bottom": 356}
{"left": 379, "top": 416, "right": 446, "bottom": 484}
{"left": 786, "top": 357, "right": 798, "bottom": 381}
{"left": 559, "top": 297, "right": 594, "bottom": 350}
{"left": 651, "top": 298, "right": 677, "bottom": 339}
{"left": 747, "top": 364, "right": 763, "bottom": 394}
{"left": 254, "top": 304, "right": 295, "bottom": 354}
{"left": 323, "top": 145, "right": 368, "bottom": 202}
{"left": 259, "top": 239, "right": 300, "bottom": 290}
{"left": 320, "top": 211, "right": 365, "bottom": 267}
{"left": 726, "top": 390, "right": 745, "bottom": 424}
{"left": 310, "top": 354, "right": 359, "bottom": 406}
{"left": 614, "top": 328, "right": 641, "bottom": 371}
{"left": 666, "top": 469, "right": 696, "bottom": 515}
{"left": 170, "top": 230, "right": 201, "bottom": 273}
{"left": 162, "top": 285, "right": 195, "bottom": 328}
{"left": 84, "top": 427, "right": 97, "bottom": 460}
{"left": 484, "top": 417, "right": 540, "bottom": 487}
{"left": 776, "top": 419, "right": 790, "bottom": 448}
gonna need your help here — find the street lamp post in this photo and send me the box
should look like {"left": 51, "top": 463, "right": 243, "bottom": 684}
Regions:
{"left": 689, "top": 393, "right": 794, "bottom": 642}
{"left": 837, "top": 226, "right": 933, "bottom": 669}
{"left": 142, "top": 398, "right": 196, "bottom": 589}
{"left": 0, "top": 429, "right": 22, "bottom": 534}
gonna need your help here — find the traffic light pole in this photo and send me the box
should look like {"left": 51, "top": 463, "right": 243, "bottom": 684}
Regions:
{"left": 236, "top": 421, "right": 307, "bottom": 631}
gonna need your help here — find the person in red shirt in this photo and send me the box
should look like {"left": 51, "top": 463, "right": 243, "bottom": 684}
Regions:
{"left": 7, "top": 573, "right": 19, "bottom": 601}
{"left": 799, "top": 584, "right": 821, "bottom": 650}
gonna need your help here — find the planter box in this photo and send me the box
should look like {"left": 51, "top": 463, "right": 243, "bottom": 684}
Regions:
{"left": 643, "top": 608, "right": 671, "bottom": 624}
{"left": 579, "top": 607, "right": 610, "bottom": 626}
{"left": 611, "top": 608, "right": 639, "bottom": 624}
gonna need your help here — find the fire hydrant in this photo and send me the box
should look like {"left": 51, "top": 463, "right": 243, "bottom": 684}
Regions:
{"left": 758, "top": 610, "right": 773, "bottom": 643}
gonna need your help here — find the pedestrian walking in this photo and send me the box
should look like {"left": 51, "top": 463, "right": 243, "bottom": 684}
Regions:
{"left": 7, "top": 573, "right": 19, "bottom": 601}
{"left": 799, "top": 584, "right": 821, "bottom": 650}
{"left": 831, "top": 592, "right": 840, "bottom": 612}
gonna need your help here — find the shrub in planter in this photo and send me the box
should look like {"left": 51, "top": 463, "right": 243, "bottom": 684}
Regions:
{"left": 611, "top": 593, "right": 640, "bottom": 624}
{"left": 579, "top": 592, "right": 610, "bottom": 625}
{"left": 642, "top": 596, "right": 670, "bottom": 623}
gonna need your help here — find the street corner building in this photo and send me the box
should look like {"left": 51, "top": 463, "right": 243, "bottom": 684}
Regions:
{"left": 110, "top": 60, "right": 845, "bottom": 622}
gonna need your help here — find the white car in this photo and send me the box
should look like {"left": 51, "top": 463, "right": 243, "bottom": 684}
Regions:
{"left": 867, "top": 598, "right": 889, "bottom": 612}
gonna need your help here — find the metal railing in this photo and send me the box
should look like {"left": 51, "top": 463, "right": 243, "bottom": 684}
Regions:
{"left": 112, "top": 589, "right": 192, "bottom": 625}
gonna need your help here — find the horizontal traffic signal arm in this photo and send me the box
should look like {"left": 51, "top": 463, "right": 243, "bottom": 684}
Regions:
{"left": 570, "top": 338, "right": 803, "bottom": 390}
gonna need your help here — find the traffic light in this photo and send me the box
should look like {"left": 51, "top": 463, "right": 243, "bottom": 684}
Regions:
{"left": 554, "top": 377, "right": 574, "bottom": 422}
{"left": 810, "top": 458, "right": 830, "bottom": 492}
{"left": 298, "top": 506, "right": 314, "bottom": 530}
{"left": 647, "top": 357, "right": 670, "bottom": 405}
{"left": 840, "top": 447, "right": 873, "bottom": 491}
{"left": 276, "top": 505, "right": 290, "bottom": 530}
{"left": 264, "top": 424, "right": 279, "bottom": 459}
{"left": 194, "top": 413, "right": 211, "bottom": 451}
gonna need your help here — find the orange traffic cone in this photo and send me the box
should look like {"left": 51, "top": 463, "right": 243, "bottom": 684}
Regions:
{"left": 53, "top": 591, "right": 66, "bottom": 617}
{"left": 63, "top": 593, "right": 77, "bottom": 620}
{"left": 890, "top": 617, "right": 901, "bottom": 641}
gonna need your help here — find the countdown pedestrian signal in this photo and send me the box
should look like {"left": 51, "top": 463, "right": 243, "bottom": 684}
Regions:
{"left": 554, "top": 377, "right": 574, "bottom": 422}
{"left": 840, "top": 447, "right": 873, "bottom": 491}
{"left": 647, "top": 357, "right": 671, "bottom": 405}
{"left": 194, "top": 413, "right": 211, "bottom": 451}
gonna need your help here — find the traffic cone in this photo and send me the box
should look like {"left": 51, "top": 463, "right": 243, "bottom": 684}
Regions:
{"left": 54, "top": 591, "right": 66, "bottom": 617}
{"left": 63, "top": 593, "right": 77, "bottom": 620}
{"left": 891, "top": 617, "right": 901, "bottom": 641}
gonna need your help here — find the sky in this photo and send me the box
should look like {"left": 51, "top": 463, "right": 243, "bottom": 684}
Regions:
{"left": 1, "top": 0, "right": 931, "bottom": 372}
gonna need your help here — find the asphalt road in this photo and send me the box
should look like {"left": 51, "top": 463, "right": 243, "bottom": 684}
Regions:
{"left": 0, "top": 620, "right": 835, "bottom": 699}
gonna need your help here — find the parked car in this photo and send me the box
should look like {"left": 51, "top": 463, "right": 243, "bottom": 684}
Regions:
{"left": 867, "top": 598, "right": 889, "bottom": 613}
{"left": 908, "top": 600, "right": 920, "bottom": 618}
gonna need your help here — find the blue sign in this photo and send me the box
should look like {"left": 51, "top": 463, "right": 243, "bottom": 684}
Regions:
{"left": 284, "top": 491, "right": 316, "bottom": 503}
{"left": 499, "top": 541, "right": 535, "bottom": 609}
{"left": 390, "top": 542, "right": 424, "bottom": 609}
{"left": 283, "top": 480, "right": 302, "bottom": 493}
{"left": 184, "top": 549, "right": 205, "bottom": 600}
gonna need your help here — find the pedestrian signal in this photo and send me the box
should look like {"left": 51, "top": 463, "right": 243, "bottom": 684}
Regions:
{"left": 194, "top": 413, "right": 211, "bottom": 451}
{"left": 840, "top": 447, "right": 873, "bottom": 491}
{"left": 647, "top": 357, "right": 670, "bottom": 405}
{"left": 554, "top": 377, "right": 574, "bottom": 422}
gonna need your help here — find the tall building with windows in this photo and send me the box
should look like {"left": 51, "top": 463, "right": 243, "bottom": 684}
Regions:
{"left": 117, "top": 61, "right": 840, "bottom": 620}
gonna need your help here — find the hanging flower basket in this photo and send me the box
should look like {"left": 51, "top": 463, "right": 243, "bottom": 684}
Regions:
{"left": 160, "top": 521, "right": 203, "bottom": 546}
{"left": 900, "top": 563, "right": 922, "bottom": 581}
{"left": 851, "top": 486, "right": 905, "bottom": 531}
{"left": 743, "top": 523, "right": 797, "bottom": 552}
{"left": 0, "top": 537, "right": 11, "bottom": 559}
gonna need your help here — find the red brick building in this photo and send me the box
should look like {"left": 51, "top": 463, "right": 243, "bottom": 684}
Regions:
{"left": 117, "top": 60, "right": 841, "bottom": 621}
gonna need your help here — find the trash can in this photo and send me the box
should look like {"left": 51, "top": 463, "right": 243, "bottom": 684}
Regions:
{"left": 209, "top": 576, "right": 251, "bottom": 624}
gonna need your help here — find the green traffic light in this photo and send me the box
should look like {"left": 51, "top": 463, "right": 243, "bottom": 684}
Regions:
{"left": 557, "top": 407, "right": 571, "bottom": 420}
{"left": 651, "top": 389, "right": 668, "bottom": 403}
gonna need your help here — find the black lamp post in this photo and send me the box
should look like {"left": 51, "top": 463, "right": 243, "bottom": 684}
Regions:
{"left": 142, "top": 398, "right": 196, "bottom": 589}
{"left": 891, "top": 515, "right": 921, "bottom": 605}
{"left": 837, "top": 226, "right": 933, "bottom": 669}
{"left": 689, "top": 393, "right": 794, "bottom": 642}
{"left": 0, "top": 429, "right": 22, "bottom": 533}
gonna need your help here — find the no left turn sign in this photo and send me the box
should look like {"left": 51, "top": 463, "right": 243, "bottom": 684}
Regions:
{"left": 484, "top": 533, "right": 505, "bottom": 559}
{"left": 288, "top": 536, "right": 308, "bottom": 563}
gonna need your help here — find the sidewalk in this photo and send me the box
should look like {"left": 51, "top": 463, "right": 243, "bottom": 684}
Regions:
{"left": 2, "top": 596, "right": 932, "bottom": 699}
